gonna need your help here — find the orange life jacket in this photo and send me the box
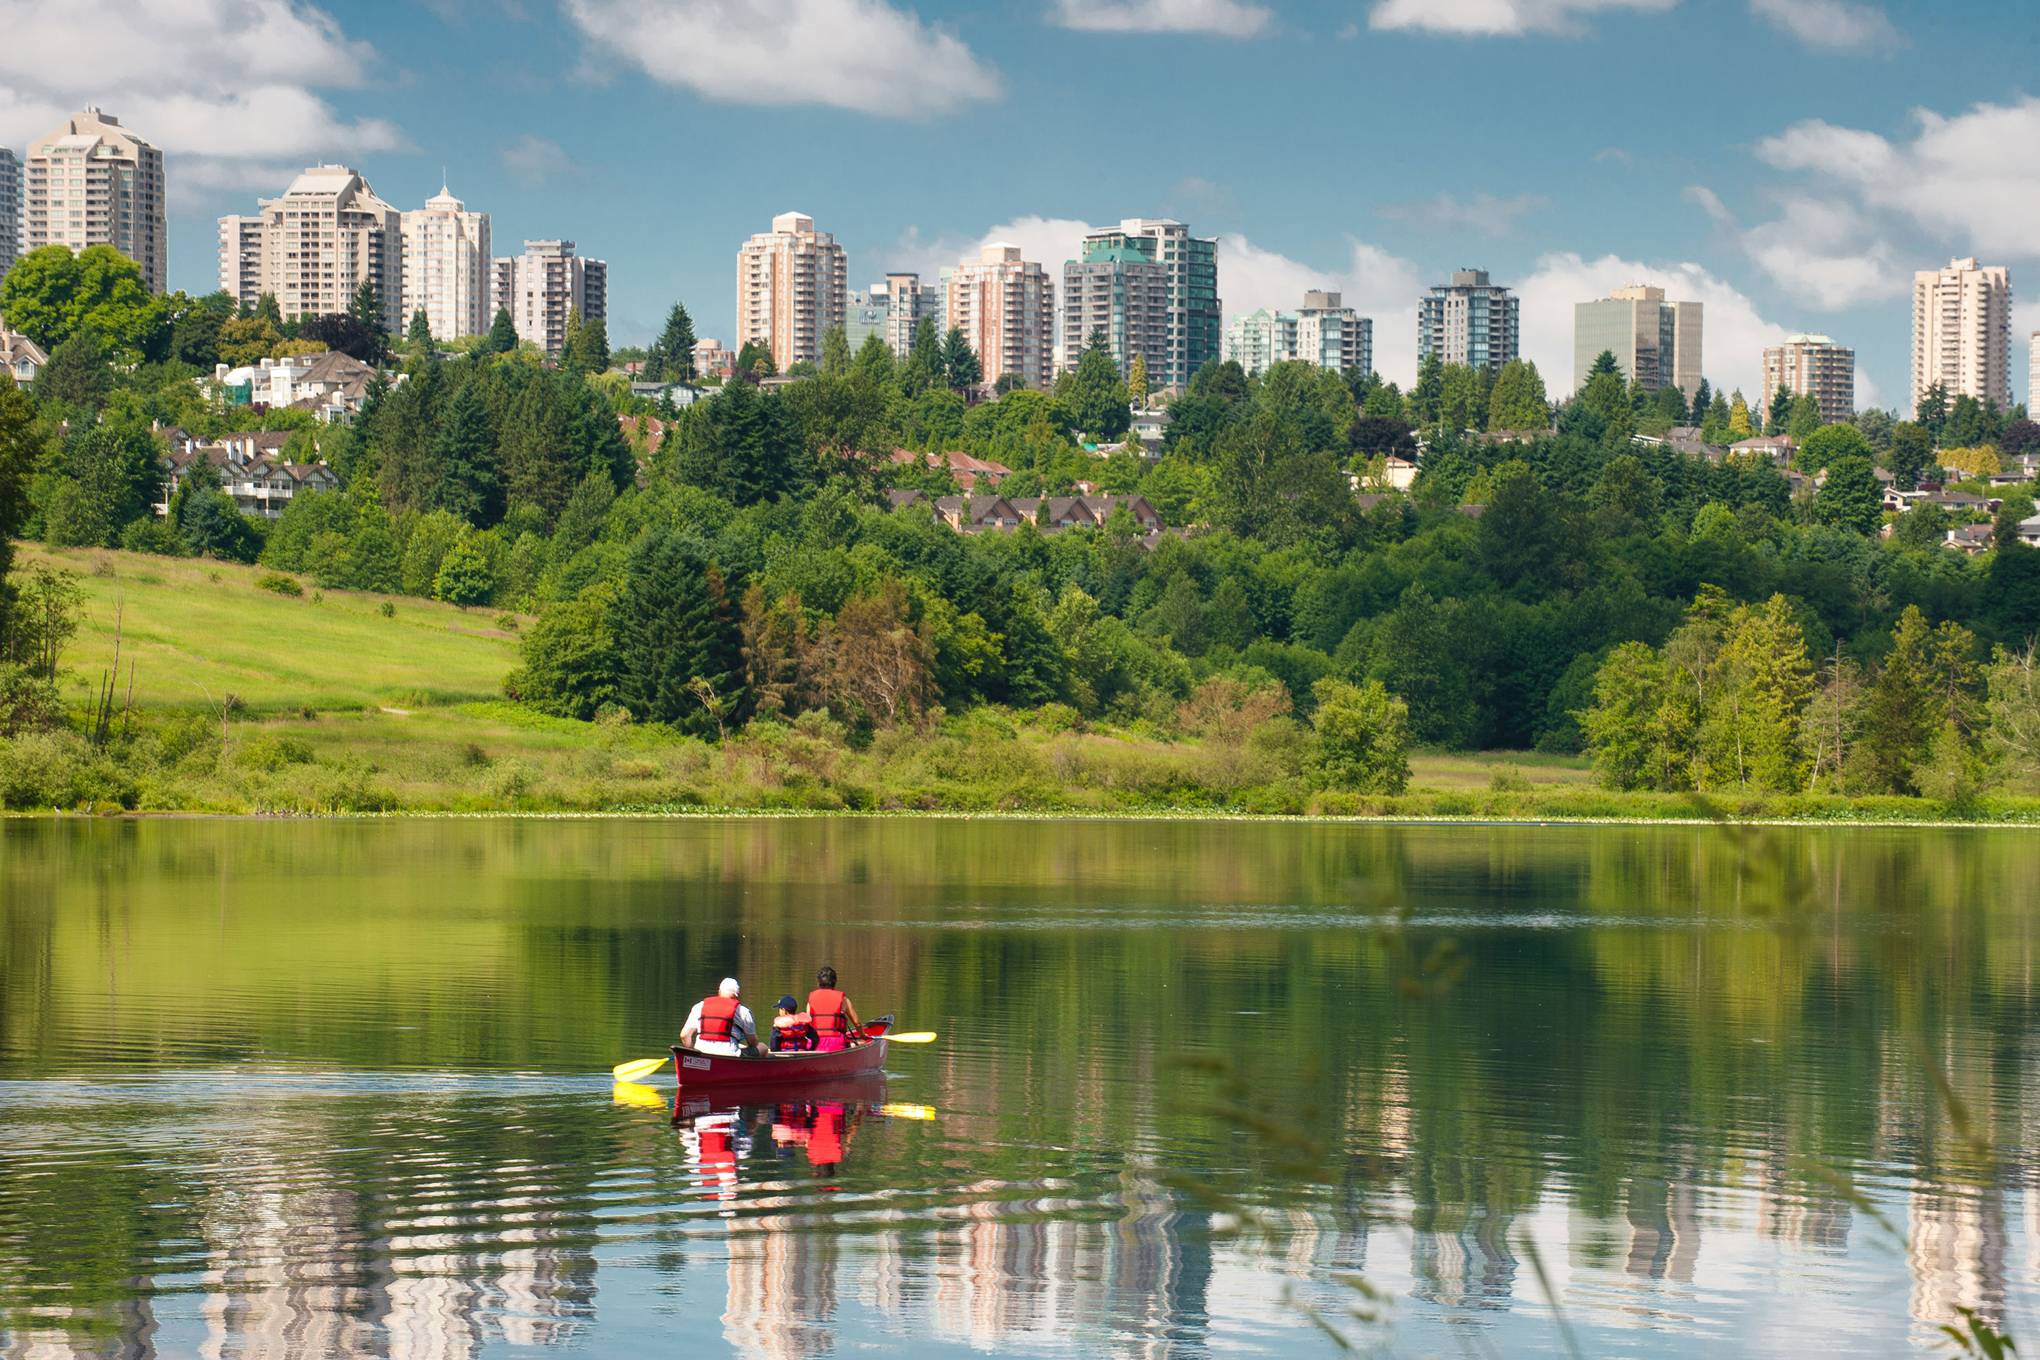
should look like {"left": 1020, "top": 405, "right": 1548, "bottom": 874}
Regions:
{"left": 808, "top": 988, "right": 850, "bottom": 1038}
{"left": 699, "top": 994, "right": 739, "bottom": 1044}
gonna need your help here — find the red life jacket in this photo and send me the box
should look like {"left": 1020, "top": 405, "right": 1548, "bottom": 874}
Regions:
{"left": 808, "top": 989, "right": 851, "bottom": 1038}
{"left": 699, "top": 994, "right": 739, "bottom": 1044}
{"left": 772, "top": 1014, "right": 814, "bottom": 1052}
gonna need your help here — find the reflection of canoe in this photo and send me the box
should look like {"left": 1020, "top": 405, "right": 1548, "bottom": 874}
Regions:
{"left": 668, "top": 1039, "right": 887, "bottom": 1089}
{"left": 676, "top": 1071, "right": 888, "bottom": 1120}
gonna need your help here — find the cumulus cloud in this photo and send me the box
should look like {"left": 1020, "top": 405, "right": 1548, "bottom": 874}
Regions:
{"left": 1049, "top": 0, "right": 1271, "bottom": 37}
{"left": 0, "top": 0, "right": 403, "bottom": 193}
{"left": 1215, "top": 234, "right": 1427, "bottom": 384}
{"left": 563, "top": 0, "right": 999, "bottom": 118}
{"left": 1755, "top": 98, "right": 2040, "bottom": 261}
{"left": 1378, "top": 192, "right": 1548, "bottom": 238}
{"left": 1367, "top": 0, "right": 1675, "bottom": 37}
{"left": 1516, "top": 251, "right": 1793, "bottom": 401}
{"left": 1683, "top": 186, "right": 1904, "bottom": 311}
{"left": 1748, "top": 0, "right": 1900, "bottom": 52}
{"left": 890, "top": 216, "right": 1094, "bottom": 288}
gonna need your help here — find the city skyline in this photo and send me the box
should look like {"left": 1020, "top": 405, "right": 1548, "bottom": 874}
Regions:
{"left": 0, "top": 1, "right": 2035, "bottom": 411}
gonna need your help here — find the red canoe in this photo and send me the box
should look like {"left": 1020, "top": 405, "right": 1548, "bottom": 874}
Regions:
{"left": 669, "top": 1039, "right": 888, "bottom": 1088}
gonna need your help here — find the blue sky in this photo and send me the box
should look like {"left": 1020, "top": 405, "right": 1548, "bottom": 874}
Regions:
{"left": 4, "top": 0, "right": 2038, "bottom": 412}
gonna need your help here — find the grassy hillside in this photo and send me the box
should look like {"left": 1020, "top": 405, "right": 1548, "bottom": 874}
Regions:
{"left": 7, "top": 545, "right": 2034, "bottom": 823}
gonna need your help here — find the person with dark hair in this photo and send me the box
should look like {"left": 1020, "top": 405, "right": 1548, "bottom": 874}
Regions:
{"left": 806, "top": 965, "right": 864, "bottom": 1054}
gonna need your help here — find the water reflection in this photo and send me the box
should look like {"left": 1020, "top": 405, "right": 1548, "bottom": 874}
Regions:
{"left": 3, "top": 818, "right": 2040, "bottom": 1356}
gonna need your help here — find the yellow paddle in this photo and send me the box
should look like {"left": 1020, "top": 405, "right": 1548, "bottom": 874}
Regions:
{"left": 612, "top": 1081, "right": 667, "bottom": 1109}
{"left": 612, "top": 1056, "right": 668, "bottom": 1082}
{"left": 881, "top": 1032, "right": 938, "bottom": 1044}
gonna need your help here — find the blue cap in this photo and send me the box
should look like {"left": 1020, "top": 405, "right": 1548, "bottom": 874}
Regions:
{"left": 777, "top": 995, "right": 799, "bottom": 1011}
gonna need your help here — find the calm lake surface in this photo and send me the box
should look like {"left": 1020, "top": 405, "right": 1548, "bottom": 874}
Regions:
{"left": 2, "top": 817, "right": 2037, "bottom": 1357}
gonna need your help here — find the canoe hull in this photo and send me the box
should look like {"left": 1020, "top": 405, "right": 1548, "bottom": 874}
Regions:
{"left": 669, "top": 1039, "right": 888, "bottom": 1088}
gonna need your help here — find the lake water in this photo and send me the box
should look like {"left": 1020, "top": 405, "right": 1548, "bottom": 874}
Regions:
{"left": 2, "top": 817, "right": 2036, "bottom": 1357}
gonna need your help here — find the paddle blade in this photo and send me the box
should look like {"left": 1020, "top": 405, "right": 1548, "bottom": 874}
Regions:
{"left": 612, "top": 1081, "right": 667, "bottom": 1110}
{"left": 882, "top": 1032, "right": 938, "bottom": 1044}
{"left": 880, "top": 1102, "right": 936, "bottom": 1120}
{"left": 611, "top": 1056, "right": 668, "bottom": 1082}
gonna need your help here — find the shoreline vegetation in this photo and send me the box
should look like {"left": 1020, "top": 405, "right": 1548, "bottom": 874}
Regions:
{"left": 6, "top": 545, "right": 2037, "bottom": 825}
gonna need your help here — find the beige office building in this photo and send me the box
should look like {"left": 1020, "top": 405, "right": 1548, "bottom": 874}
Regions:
{"left": 220, "top": 166, "right": 403, "bottom": 330}
{"left": 736, "top": 212, "right": 848, "bottom": 372}
{"left": 1912, "top": 257, "right": 2011, "bottom": 413}
{"left": 25, "top": 108, "right": 166, "bottom": 293}
{"left": 491, "top": 239, "right": 606, "bottom": 356}
{"left": 401, "top": 185, "right": 492, "bottom": 341}
{"left": 1574, "top": 285, "right": 1702, "bottom": 403}
{"left": 1762, "top": 334, "right": 1855, "bottom": 424}
{"left": 942, "top": 243, "right": 1054, "bottom": 390}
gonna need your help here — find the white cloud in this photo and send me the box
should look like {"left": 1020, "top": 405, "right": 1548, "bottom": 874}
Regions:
{"left": 1684, "top": 185, "right": 1904, "bottom": 311}
{"left": 500, "top": 133, "right": 575, "bottom": 187}
{"left": 563, "top": 0, "right": 999, "bottom": 117}
{"left": 0, "top": 0, "right": 402, "bottom": 192}
{"left": 1755, "top": 98, "right": 2040, "bottom": 261}
{"left": 1049, "top": 0, "right": 1271, "bottom": 37}
{"left": 1748, "top": 0, "right": 1899, "bottom": 52}
{"left": 1367, "top": 0, "right": 1675, "bottom": 37}
{"left": 1378, "top": 192, "right": 1548, "bottom": 238}
{"left": 1216, "top": 234, "right": 1427, "bottom": 384}
{"left": 1516, "top": 252, "right": 1793, "bottom": 401}
{"left": 891, "top": 216, "right": 1094, "bottom": 290}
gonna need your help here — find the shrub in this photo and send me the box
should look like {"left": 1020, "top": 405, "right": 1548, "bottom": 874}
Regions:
{"left": 255, "top": 571, "right": 303, "bottom": 597}
{"left": 1309, "top": 677, "right": 1411, "bottom": 794}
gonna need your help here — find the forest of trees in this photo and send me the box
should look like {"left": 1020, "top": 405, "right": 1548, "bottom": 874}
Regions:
{"left": 3, "top": 242, "right": 2040, "bottom": 807}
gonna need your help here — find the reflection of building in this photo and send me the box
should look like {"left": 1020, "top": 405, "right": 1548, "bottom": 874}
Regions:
{"left": 1410, "top": 1202, "right": 1517, "bottom": 1308}
{"left": 1908, "top": 1182, "right": 2007, "bottom": 1332}
{"left": 1756, "top": 1153, "right": 1853, "bottom": 1253}
{"left": 1624, "top": 1175, "right": 1701, "bottom": 1284}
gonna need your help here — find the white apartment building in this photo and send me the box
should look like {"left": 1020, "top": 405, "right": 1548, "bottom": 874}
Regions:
{"left": 1418, "top": 269, "right": 1518, "bottom": 372}
{"left": 25, "top": 109, "right": 166, "bottom": 293}
{"left": 2030, "top": 332, "right": 2039, "bottom": 413}
{"left": 942, "top": 243, "right": 1054, "bottom": 390}
{"left": 1912, "top": 257, "right": 2011, "bottom": 413}
{"left": 735, "top": 212, "right": 848, "bottom": 372}
{"left": 883, "top": 272, "right": 941, "bottom": 355}
{"left": 217, "top": 214, "right": 261, "bottom": 303}
{"left": 401, "top": 185, "right": 492, "bottom": 341}
{"left": 1226, "top": 290, "right": 1371, "bottom": 376}
{"left": 1762, "top": 334, "right": 1856, "bottom": 424}
{"left": 220, "top": 166, "right": 403, "bottom": 330}
{"left": 1573, "top": 284, "right": 1703, "bottom": 403}
{"left": 492, "top": 239, "right": 606, "bottom": 356}
{"left": 0, "top": 149, "right": 20, "bottom": 279}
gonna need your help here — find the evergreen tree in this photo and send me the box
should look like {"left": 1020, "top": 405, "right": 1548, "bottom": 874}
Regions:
{"left": 1813, "top": 455, "right": 1881, "bottom": 535}
{"left": 561, "top": 308, "right": 586, "bottom": 375}
{"left": 1067, "top": 331, "right": 1131, "bottom": 439}
{"left": 1410, "top": 352, "right": 1445, "bottom": 427}
{"left": 483, "top": 307, "right": 518, "bottom": 355}
{"left": 1702, "top": 595, "right": 1815, "bottom": 791}
{"left": 647, "top": 302, "right": 698, "bottom": 382}
{"left": 1786, "top": 393, "right": 1823, "bottom": 439}
{"left": 673, "top": 379, "right": 816, "bottom": 504}
{"left": 940, "top": 326, "right": 981, "bottom": 392}
{"left": 1691, "top": 378, "right": 1712, "bottom": 422}
{"left": 1486, "top": 358, "right": 1550, "bottom": 432}
{"left": 32, "top": 329, "right": 113, "bottom": 415}
{"left": 900, "top": 317, "right": 943, "bottom": 396}
{"left": 820, "top": 325, "right": 851, "bottom": 378}
{"left": 1767, "top": 385, "right": 1794, "bottom": 434}
{"left": 1860, "top": 606, "right": 1938, "bottom": 794}
{"left": 254, "top": 293, "right": 283, "bottom": 325}
{"left": 430, "top": 380, "right": 504, "bottom": 525}
{"left": 1916, "top": 382, "right": 1949, "bottom": 440}
{"left": 1727, "top": 390, "right": 1754, "bottom": 439}
{"left": 613, "top": 529, "right": 747, "bottom": 733}
{"left": 407, "top": 309, "right": 433, "bottom": 347}
{"left": 850, "top": 332, "right": 895, "bottom": 389}
{"left": 1128, "top": 353, "right": 1149, "bottom": 408}
{"left": 571, "top": 313, "right": 610, "bottom": 376}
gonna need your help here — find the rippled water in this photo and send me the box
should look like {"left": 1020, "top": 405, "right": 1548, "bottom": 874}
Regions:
{"left": 2, "top": 817, "right": 2037, "bottom": 1357}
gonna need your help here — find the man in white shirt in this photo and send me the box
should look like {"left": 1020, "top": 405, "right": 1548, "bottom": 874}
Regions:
{"left": 679, "top": 977, "right": 767, "bottom": 1057}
